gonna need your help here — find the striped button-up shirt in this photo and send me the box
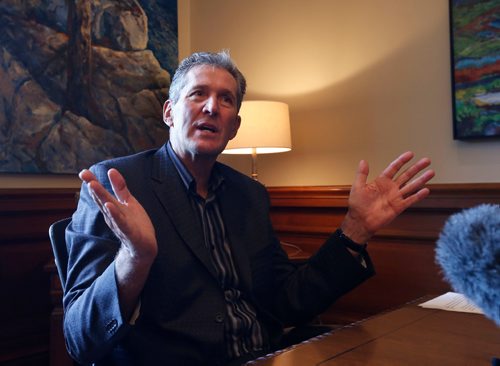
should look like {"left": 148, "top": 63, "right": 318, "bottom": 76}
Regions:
{"left": 167, "top": 143, "right": 266, "bottom": 360}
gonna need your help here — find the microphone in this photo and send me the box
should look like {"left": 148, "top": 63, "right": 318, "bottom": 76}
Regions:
{"left": 435, "top": 203, "right": 500, "bottom": 326}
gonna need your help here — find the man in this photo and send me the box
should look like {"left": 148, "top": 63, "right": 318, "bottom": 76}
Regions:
{"left": 64, "top": 51, "right": 435, "bottom": 365}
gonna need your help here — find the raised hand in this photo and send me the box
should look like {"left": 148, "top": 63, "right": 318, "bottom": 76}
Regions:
{"left": 341, "top": 151, "right": 435, "bottom": 244}
{"left": 79, "top": 168, "right": 158, "bottom": 318}
{"left": 79, "top": 168, "right": 158, "bottom": 261}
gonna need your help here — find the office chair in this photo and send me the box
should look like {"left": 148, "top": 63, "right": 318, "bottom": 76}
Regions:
{"left": 48, "top": 217, "right": 72, "bottom": 291}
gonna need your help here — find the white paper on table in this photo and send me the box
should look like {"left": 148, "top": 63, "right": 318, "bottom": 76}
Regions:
{"left": 419, "top": 292, "right": 484, "bottom": 314}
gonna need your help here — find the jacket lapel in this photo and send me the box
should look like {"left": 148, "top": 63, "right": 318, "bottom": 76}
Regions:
{"left": 149, "top": 145, "right": 218, "bottom": 279}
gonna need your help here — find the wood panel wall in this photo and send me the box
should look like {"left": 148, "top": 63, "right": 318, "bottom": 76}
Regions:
{"left": 1, "top": 183, "right": 499, "bottom": 364}
{"left": 268, "top": 183, "right": 500, "bottom": 324}
{"left": 0, "top": 189, "right": 78, "bottom": 366}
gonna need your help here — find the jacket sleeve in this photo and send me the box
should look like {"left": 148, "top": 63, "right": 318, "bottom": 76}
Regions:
{"left": 253, "top": 188, "right": 375, "bottom": 326}
{"left": 63, "top": 163, "right": 132, "bottom": 365}
{"left": 274, "top": 230, "right": 374, "bottom": 325}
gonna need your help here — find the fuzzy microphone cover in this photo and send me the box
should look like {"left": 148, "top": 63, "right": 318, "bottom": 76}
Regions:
{"left": 435, "top": 203, "right": 500, "bottom": 326}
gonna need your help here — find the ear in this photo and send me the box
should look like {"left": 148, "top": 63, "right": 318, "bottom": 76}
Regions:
{"left": 229, "top": 115, "right": 241, "bottom": 140}
{"left": 163, "top": 100, "right": 174, "bottom": 127}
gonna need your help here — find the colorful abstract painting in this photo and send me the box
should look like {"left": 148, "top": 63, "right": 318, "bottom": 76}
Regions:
{"left": 450, "top": 0, "right": 500, "bottom": 139}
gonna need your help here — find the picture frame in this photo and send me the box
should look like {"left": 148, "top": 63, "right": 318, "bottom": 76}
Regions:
{"left": 449, "top": 0, "right": 500, "bottom": 140}
{"left": 0, "top": 1, "right": 177, "bottom": 174}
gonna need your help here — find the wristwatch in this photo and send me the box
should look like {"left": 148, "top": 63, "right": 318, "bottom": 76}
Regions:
{"left": 335, "top": 228, "right": 367, "bottom": 253}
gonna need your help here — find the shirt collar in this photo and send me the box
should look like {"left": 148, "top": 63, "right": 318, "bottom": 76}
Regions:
{"left": 167, "top": 141, "right": 225, "bottom": 196}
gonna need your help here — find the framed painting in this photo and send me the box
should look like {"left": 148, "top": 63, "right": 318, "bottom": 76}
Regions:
{"left": 0, "top": 0, "right": 177, "bottom": 174}
{"left": 449, "top": 0, "right": 500, "bottom": 140}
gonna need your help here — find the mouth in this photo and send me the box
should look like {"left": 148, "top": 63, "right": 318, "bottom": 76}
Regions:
{"left": 196, "top": 123, "right": 218, "bottom": 133}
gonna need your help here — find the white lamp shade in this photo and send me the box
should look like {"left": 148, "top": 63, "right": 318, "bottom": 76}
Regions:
{"left": 223, "top": 101, "right": 292, "bottom": 154}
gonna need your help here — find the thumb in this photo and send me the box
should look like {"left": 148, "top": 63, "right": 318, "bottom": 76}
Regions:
{"left": 353, "top": 159, "right": 369, "bottom": 190}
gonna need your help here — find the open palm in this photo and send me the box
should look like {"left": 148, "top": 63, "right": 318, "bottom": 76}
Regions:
{"left": 343, "top": 152, "right": 435, "bottom": 243}
{"left": 80, "top": 168, "right": 158, "bottom": 260}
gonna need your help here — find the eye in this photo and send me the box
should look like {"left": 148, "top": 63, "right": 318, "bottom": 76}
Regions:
{"left": 189, "top": 90, "right": 204, "bottom": 98}
{"left": 220, "top": 94, "right": 235, "bottom": 107}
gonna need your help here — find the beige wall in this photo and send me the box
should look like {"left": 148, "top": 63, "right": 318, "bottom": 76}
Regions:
{"left": 192, "top": 0, "right": 500, "bottom": 186}
{"left": 1, "top": 0, "right": 499, "bottom": 188}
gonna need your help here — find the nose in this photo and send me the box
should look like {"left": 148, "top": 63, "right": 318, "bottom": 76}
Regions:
{"left": 202, "top": 95, "right": 219, "bottom": 115}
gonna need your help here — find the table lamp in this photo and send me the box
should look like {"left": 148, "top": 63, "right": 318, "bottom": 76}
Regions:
{"left": 222, "top": 100, "right": 292, "bottom": 181}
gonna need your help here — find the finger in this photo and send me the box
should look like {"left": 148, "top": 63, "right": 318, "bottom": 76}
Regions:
{"left": 86, "top": 178, "right": 122, "bottom": 223}
{"left": 400, "top": 169, "right": 435, "bottom": 197}
{"left": 103, "top": 201, "right": 130, "bottom": 242}
{"left": 79, "top": 169, "right": 97, "bottom": 183}
{"left": 108, "top": 168, "right": 132, "bottom": 204}
{"left": 101, "top": 202, "right": 119, "bottom": 231}
{"left": 87, "top": 201, "right": 129, "bottom": 247}
{"left": 353, "top": 159, "right": 369, "bottom": 190}
{"left": 380, "top": 151, "right": 414, "bottom": 179}
{"left": 87, "top": 178, "right": 117, "bottom": 206}
{"left": 79, "top": 169, "right": 116, "bottom": 214}
{"left": 79, "top": 169, "right": 132, "bottom": 243}
{"left": 401, "top": 187, "right": 431, "bottom": 209}
{"left": 88, "top": 184, "right": 128, "bottom": 241}
{"left": 395, "top": 157, "right": 432, "bottom": 187}
{"left": 104, "top": 201, "right": 136, "bottom": 239}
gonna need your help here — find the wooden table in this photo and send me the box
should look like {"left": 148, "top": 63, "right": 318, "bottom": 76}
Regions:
{"left": 246, "top": 297, "right": 500, "bottom": 365}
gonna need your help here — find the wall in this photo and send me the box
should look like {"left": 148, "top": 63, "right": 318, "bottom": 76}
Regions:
{"left": 189, "top": 0, "right": 500, "bottom": 186}
{"left": 1, "top": 0, "right": 498, "bottom": 188}
{"left": 0, "top": 189, "right": 78, "bottom": 365}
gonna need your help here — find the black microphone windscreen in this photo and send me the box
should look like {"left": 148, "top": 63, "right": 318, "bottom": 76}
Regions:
{"left": 435, "top": 203, "right": 500, "bottom": 326}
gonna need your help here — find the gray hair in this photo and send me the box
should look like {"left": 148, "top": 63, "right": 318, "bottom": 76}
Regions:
{"left": 168, "top": 51, "right": 247, "bottom": 110}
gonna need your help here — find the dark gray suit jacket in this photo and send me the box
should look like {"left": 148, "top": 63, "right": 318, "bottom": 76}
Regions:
{"left": 63, "top": 143, "right": 374, "bottom": 365}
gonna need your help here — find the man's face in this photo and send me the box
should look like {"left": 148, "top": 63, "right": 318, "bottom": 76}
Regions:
{"left": 163, "top": 65, "right": 241, "bottom": 162}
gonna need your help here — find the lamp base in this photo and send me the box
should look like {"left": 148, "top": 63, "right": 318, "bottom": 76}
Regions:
{"left": 251, "top": 149, "right": 258, "bottom": 181}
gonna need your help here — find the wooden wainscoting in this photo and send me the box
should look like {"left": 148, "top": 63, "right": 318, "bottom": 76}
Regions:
{"left": 0, "top": 189, "right": 78, "bottom": 366}
{"left": 1, "top": 183, "right": 499, "bottom": 364}
{"left": 268, "top": 183, "right": 500, "bottom": 324}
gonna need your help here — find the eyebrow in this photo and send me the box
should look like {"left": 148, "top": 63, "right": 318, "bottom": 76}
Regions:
{"left": 187, "top": 84, "right": 237, "bottom": 98}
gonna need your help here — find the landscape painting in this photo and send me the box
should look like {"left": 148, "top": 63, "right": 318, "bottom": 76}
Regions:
{"left": 449, "top": 0, "right": 500, "bottom": 139}
{"left": 0, "top": 0, "right": 177, "bottom": 174}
